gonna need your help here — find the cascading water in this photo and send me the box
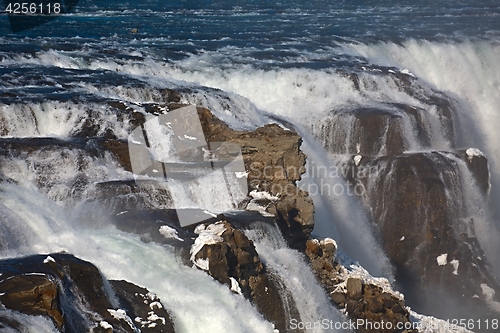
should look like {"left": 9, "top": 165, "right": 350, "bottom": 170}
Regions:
{"left": 2, "top": 1, "right": 500, "bottom": 329}
{"left": 244, "top": 221, "right": 348, "bottom": 333}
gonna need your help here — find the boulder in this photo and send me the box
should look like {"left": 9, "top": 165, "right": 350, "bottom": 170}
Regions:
{"left": 0, "top": 254, "right": 176, "bottom": 333}
{"left": 190, "top": 220, "right": 300, "bottom": 333}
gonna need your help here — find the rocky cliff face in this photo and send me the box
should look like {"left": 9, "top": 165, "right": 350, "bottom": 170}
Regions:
{"left": 351, "top": 152, "right": 500, "bottom": 319}
{"left": 317, "top": 93, "right": 499, "bottom": 322}
{"left": 0, "top": 253, "right": 176, "bottom": 333}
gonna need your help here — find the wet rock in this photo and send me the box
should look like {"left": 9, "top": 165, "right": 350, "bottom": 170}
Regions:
{"left": 346, "top": 277, "right": 363, "bottom": 300}
{"left": 353, "top": 152, "right": 500, "bottom": 320}
{"left": 305, "top": 239, "right": 415, "bottom": 333}
{"left": 313, "top": 100, "right": 456, "bottom": 157}
{"left": 0, "top": 253, "right": 176, "bottom": 333}
{"left": 110, "top": 280, "right": 176, "bottom": 333}
{"left": 0, "top": 274, "right": 63, "bottom": 328}
{"left": 94, "top": 180, "right": 173, "bottom": 213}
{"left": 190, "top": 220, "right": 300, "bottom": 333}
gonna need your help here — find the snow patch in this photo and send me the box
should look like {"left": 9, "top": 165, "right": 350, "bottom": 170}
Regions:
{"left": 43, "top": 256, "right": 55, "bottom": 264}
{"left": 235, "top": 171, "right": 249, "bottom": 178}
{"left": 466, "top": 148, "right": 484, "bottom": 161}
{"left": 436, "top": 253, "right": 448, "bottom": 266}
{"left": 481, "top": 283, "right": 495, "bottom": 302}
{"left": 147, "top": 311, "right": 166, "bottom": 325}
{"left": 249, "top": 190, "right": 279, "bottom": 201}
{"left": 159, "top": 225, "right": 183, "bottom": 241}
{"left": 230, "top": 277, "right": 242, "bottom": 295}
{"left": 100, "top": 321, "right": 113, "bottom": 330}
{"left": 450, "top": 259, "right": 459, "bottom": 275}
{"left": 190, "top": 222, "right": 226, "bottom": 269}
{"left": 150, "top": 301, "right": 163, "bottom": 310}
{"left": 107, "top": 309, "right": 137, "bottom": 331}
{"left": 193, "top": 258, "right": 210, "bottom": 271}
{"left": 400, "top": 68, "right": 415, "bottom": 77}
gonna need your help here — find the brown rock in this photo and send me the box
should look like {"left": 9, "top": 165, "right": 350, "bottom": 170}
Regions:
{"left": 191, "top": 221, "right": 300, "bottom": 333}
{"left": 353, "top": 152, "right": 500, "bottom": 320}
{"left": 346, "top": 277, "right": 363, "bottom": 300}
{"left": 0, "top": 274, "right": 63, "bottom": 328}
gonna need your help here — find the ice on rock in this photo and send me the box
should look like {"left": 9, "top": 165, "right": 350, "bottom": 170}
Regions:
{"left": 107, "top": 309, "right": 136, "bottom": 331}
{"left": 249, "top": 190, "right": 279, "bottom": 201}
{"left": 149, "top": 301, "right": 163, "bottom": 310}
{"left": 43, "top": 256, "right": 55, "bottom": 264}
{"left": 230, "top": 277, "right": 242, "bottom": 295}
{"left": 235, "top": 171, "right": 249, "bottom": 178}
{"left": 194, "top": 258, "right": 210, "bottom": 271}
{"left": 436, "top": 253, "right": 448, "bottom": 266}
{"left": 159, "top": 225, "right": 183, "bottom": 241}
{"left": 146, "top": 292, "right": 157, "bottom": 301}
{"left": 246, "top": 190, "right": 279, "bottom": 217}
{"left": 190, "top": 222, "right": 226, "bottom": 269}
{"left": 354, "top": 155, "right": 362, "bottom": 166}
{"left": 450, "top": 259, "right": 459, "bottom": 275}
{"left": 100, "top": 321, "right": 112, "bottom": 329}
{"left": 466, "top": 148, "right": 484, "bottom": 161}
{"left": 400, "top": 68, "right": 415, "bottom": 77}
{"left": 480, "top": 283, "right": 495, "bottom": 302}
{"left": 147, "top": 311, "right": 166, "bottom": 325}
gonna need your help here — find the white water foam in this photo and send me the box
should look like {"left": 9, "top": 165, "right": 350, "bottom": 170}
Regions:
{"left": 245, "top": 222, "right": 347, "bottom": 333}
{"left": 348, "top": 39, "right": 500, "bottom": 217}
{"left": 0, "top": 182, "right": 276, "bottom": 333}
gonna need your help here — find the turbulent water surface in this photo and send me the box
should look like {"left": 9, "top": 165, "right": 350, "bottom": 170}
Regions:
{"left": 1, "top": 0, "right": 500, "bottom": 332}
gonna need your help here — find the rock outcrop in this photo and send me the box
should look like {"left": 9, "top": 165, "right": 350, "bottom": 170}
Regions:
{"left": 312, "top": 100, "right": 455, "bottom": 158}
{"left": 101, "top": 103, "right": 315, "bottom": 250}
{"left": 305, "top": 239, "right": 416, "bottom": 333}
{"left": 190, "top": 220, "right": 300, "bottom": 333}
{"left": 350, "top": 152, "right": 500, "bottom": 320}
{"left": 0, "top": 253, "right": 176, "bottom": 333}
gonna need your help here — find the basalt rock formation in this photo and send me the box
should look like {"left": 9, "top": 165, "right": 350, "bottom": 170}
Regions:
{"left": 313, "top": 87, "right": 499, "bottom": 323}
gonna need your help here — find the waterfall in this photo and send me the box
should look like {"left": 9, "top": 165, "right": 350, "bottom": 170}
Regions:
{"left": 0, "top": 182, "right": 278, "bottom": 333}
{"left": 244, "top": 221, "right": 348, "bottom": 333}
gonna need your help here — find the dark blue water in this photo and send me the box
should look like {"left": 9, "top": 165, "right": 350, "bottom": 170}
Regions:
{"left": 2, "top": 0, "right": 500, "bottom": 62}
